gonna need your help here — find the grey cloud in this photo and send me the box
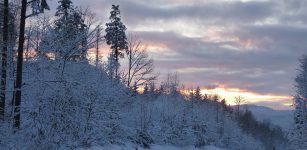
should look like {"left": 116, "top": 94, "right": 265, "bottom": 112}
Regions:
{"left": 118, "top": 0, "right": 277, "bottom": 26}
{"left": 47, "top": 0, "right": 274, "bottom": 27}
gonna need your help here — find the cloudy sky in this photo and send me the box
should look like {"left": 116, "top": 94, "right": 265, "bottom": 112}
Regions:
{"left": 47, "top": 0, "right": 307, "bottom": 109}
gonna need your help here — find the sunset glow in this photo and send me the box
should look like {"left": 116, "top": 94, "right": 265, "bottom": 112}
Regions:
{"left": 200, "top": 86, "right": 292, "bottom": 108}
{"left": 2, "top": 0, "right": 305, "bottom": 148}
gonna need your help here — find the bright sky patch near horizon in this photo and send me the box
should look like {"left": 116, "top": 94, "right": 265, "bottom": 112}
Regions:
{"left": 46, "top": 0, "right": 307, "bottom": 110}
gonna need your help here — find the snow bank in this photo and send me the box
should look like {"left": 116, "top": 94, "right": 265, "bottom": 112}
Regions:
{"left": 79, "top": 144, "right": 226, "bottom": 150}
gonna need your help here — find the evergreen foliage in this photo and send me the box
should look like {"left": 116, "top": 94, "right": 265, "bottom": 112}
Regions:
{"left": 41, "top": 0, "right": 88, "bottom": 60}
{"left": 105, "top": 5, "right": 128, "bottom": 79}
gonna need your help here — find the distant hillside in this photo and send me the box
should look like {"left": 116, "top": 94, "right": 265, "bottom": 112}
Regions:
{"left": 242, "top": 104, "right": 293, "bottom": 131}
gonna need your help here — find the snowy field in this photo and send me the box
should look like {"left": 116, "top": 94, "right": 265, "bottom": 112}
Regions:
{"left": 79, "top": 144, "right": 225, "bottom": 150}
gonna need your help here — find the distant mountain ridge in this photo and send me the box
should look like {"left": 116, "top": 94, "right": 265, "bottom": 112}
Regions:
{"left": 241, "top": 104, "right": 293, "bottom": 131}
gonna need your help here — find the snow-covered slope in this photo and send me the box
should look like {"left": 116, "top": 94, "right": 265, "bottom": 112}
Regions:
{"left": 0, "top": 61, "right": 264, "bottom": 150}
{"left": 242, "top": 105, "right": 293, "bottom": 131}
{"left": 79, "top": 144, "right": 226, "bottom": 150}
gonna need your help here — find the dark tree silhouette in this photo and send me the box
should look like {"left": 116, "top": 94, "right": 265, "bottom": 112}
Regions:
{"left": 105, "top": 5, "right": 128, "bottom": 79}
{"left": 0, "top": 0, "right": 9, "bottom": 120}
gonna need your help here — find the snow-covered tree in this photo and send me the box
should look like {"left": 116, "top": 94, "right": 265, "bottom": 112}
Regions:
{"left": 143, "top": 83, "right": 149, "bottom": 95}
{"left": 40, "top": 0, "right": 88, "bottom": 61}
{"left": 290, "top": 54, "right": 307, "bottom": 149}
{"left": 56, "top": 0, "right": 73, "bottom": 16}
{"left": 195, "top": 86, "right": 202, "bottom": 101}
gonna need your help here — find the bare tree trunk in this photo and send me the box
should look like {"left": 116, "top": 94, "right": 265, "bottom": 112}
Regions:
{"left": 95, "top": 27, "right": 99, "bottom": 67}
{"left": 13, "top": 0, "right": 27, "bottom": 129}
{"left": 237, "top": 105, "right": 240, "bottom": 118}
{"left": 127, "top": 47, "right": 132, "bottom": 87}
{"left": 0, "top": 0, "right": 9, "bottom": 120}
{"left": 115, "top": 48, "right": 119, "bottom": 79}
{"left": 25, "top": 26, "right": 32, "bottom": 61}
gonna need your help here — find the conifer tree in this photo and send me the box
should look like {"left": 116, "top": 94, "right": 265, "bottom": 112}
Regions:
{"left": 143, "top": 83, "right": 149, "bottom": 95}
{"left": 105, "top": 5, "right": 128, "bottom": 79}
{"left": 56, "top": 0, "right": 73, "bottom": 16}
{"left": 41, "top": 0, "right": 87, "bottom": 60}
{"left": 149, "top": 82, "right": 156, "bottom": 94}
{"left": 195, "top": 86, "right": 201, "bottom": 100}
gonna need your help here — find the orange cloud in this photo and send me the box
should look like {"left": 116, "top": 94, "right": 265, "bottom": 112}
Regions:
{"left": 199, "top": 84, "right": 292, "bottom": 109}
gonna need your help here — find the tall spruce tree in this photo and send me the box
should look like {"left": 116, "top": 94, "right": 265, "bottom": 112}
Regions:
{"left": 28, "top": 0, "right": 50, "bottom": 17}
{"left": 290, "top": 54, "right": 307, "bottom": 149}
{"left": 105, "top": 5, "right": 128, "bottom": 79}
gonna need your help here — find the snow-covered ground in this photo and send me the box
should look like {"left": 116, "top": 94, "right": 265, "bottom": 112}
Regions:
{"left": 79, "top": 144, "right": 226, "bottom": 150}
